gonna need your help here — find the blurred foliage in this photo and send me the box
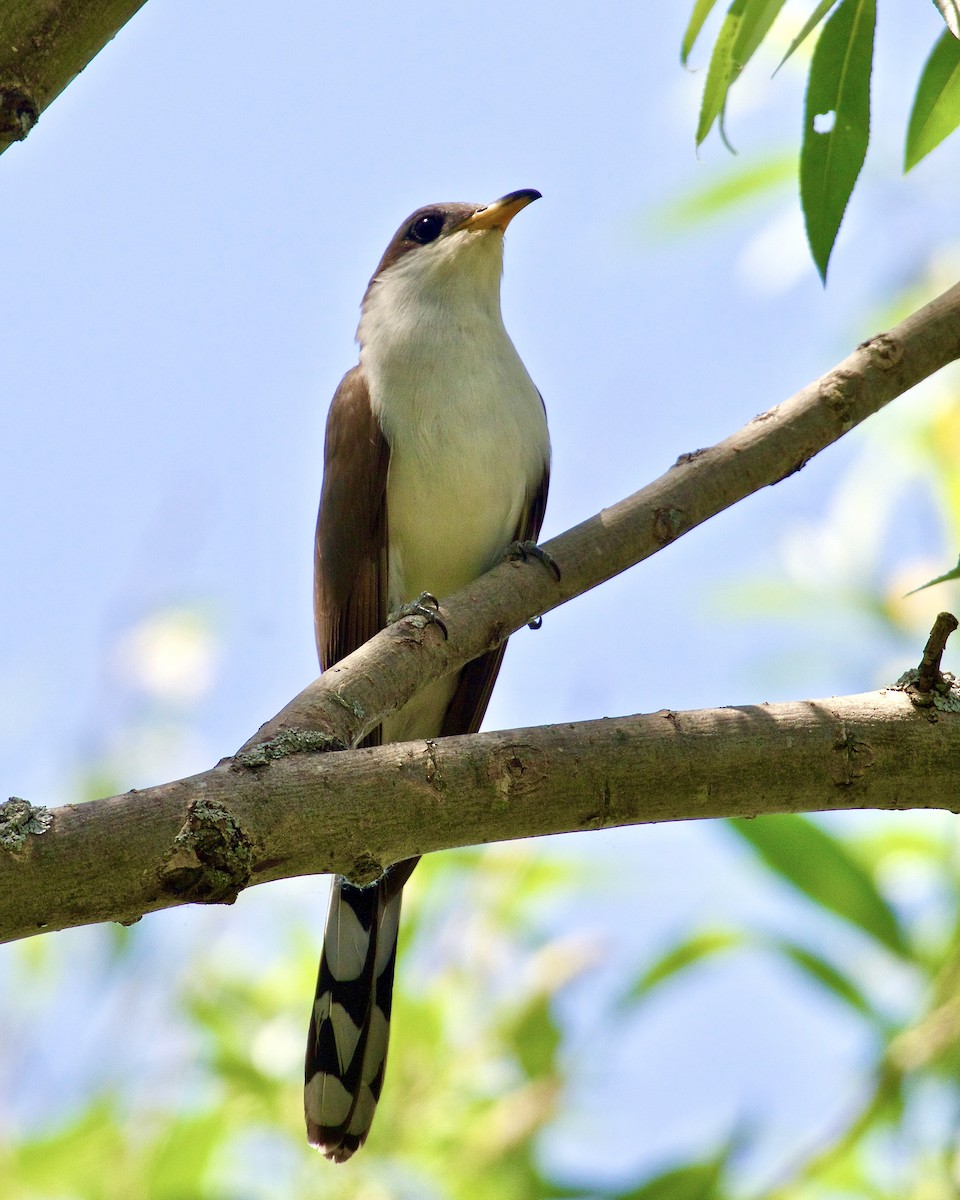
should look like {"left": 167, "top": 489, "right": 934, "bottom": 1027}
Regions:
{"left": 6, "top": 10, "right": 960, "bottom": 1200}
{"left": 640, "top": 18, "right": 960, "bottom": 1183}
{"left": 667, "top": 210, "right": 960, "bottom": 1190}
{"left": 619, "top": 800, "right": 960, "bottom": 1197}
{"left": 685, "top": 0, "right": 960, "bottom": 278}
{"left": 7, "top": 280, "right": 960, "bottom": 1199}
{"left": 1, "top": 846, "right": 734, "bottom": 1200}
{"left": 10, "top": 772, "right": 960, "bottom": 1197}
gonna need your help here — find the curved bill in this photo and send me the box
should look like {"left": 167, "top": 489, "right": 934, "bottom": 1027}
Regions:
{"left": 461, "top": 189, "right": 541, "bottom": 232}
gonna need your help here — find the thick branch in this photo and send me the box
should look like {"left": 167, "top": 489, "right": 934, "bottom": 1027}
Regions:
{"left": 241, "top": 279, "right": 960, "bottom": 756}
{"left": 4, "top": 283, "right": 960, "bottom": 946}
{"left": 2, "top": 689, "right": 958, "bottom": 944}
{"left": 0, "top": 0, "right": 146, "bottom": 154}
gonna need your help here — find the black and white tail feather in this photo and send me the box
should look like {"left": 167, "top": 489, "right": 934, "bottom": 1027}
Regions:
{"left": 307, "top": 191, "right": 549, "bottom": 1160}
{"left": 304, "top": 858, "right": 417, "bottom": 1162}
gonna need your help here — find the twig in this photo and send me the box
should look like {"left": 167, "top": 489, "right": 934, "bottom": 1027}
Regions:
{"left": 916, "top": 612, "right": 958, "bottom": 694}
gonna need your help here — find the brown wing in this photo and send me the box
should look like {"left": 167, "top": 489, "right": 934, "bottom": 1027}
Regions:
{"left": 314, "top": 366, "right": 389, "bottom": 745}
{"left": 439, "top": 458, "right": 550, "bottom": 737}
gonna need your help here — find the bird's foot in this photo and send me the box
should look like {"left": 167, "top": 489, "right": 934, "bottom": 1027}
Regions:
{"left": 505, "top": 541, "right": 560, "bottom": 631}
{"left": 506, "top": 540, "right": 561, "bottom": 581}
{"left": 389, "top": 592, "right": 449, "bottom": 639}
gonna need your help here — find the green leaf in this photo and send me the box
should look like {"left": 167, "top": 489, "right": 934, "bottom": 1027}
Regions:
{"left": 905, "top": 554, "right": 960, "bottom": 594}
{"left": 13, "top": 1100, "right": 127, "bottom": 1192}
{"left": 624, "top": 925, "right": 882, "bottom": 1022}
{"left": 729, "top": 814, "right": 909, "bottom": 957}
{"left": 774, "top": 0, "right": 842, "bottom": 74}
{"left": 905, "top": 31, "right": 960, "bottom": 171}
{"left": 697, "top": 5, "right": 742, "bottom": 144}
{"left": 147, "top": 1112, "right": 226, "bottom": 1200}
{"left": 508, "top": 993, "right": 562, "bottom": 1079}
{"left": 653, "top": 152, "right": 794, "bottom": 232}
{"left": 799, "top": 0, "right": 875, "bottom": 280}
{"left": 696, "top": 0, "right": 789, "bottom": 146}
{"left": 774, "top": 937, "right": 879, "bottom": 1018}
{"left": 618, "top": 1155, "right": 729, "bottom": 1200}
{"left": 623, "top": 929, "right": 744, "bottom": 1003}
{"left": 731, "top": 0, "right": 790, "bottom": 69}
{"left": 933, "top": 0, "right": 960, "bottom": 39}
{"left": 683, "top": 0, "right": 724, "bottom": 64}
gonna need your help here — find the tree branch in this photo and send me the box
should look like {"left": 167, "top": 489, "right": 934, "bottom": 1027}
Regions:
{"left": 0, "top": 0, "right": 147, "bottom": 155}
{"left": 240, "top": 278, "right": 960, "bottom": 756}
{"left": 3, "top": 687, "right": 959, "bottom": 945}
{"left": 3, "top": 280, "right": 960, "bottom": 945}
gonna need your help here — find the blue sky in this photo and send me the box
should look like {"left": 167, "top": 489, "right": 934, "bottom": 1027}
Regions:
{"left": 2, "top": 0, "right": 951, "bottom": 792}
{"left": 2, "top": 0, "right": 959, "bottom": 1188}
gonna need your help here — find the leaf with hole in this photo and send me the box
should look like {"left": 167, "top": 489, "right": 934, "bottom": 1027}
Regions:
{"left": 799, "top": 0, "right": 875, "bottom": 280}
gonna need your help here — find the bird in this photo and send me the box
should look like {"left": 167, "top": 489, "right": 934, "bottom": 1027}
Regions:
{"left": 304, "top": 188, "right": 550, "bottom": 1162}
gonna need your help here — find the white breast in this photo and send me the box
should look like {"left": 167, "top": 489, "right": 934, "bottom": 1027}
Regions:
{"left": 358, "top": 227, "right": 549, "bottom": 740}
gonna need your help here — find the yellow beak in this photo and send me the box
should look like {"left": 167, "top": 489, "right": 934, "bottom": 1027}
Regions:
{"left": 461, "top": 189, "right": 541, "bottom": 232}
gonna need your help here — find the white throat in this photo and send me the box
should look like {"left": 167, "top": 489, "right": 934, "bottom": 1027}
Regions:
{"left": 357, "top": 227, "right": 549, "bottom": 740}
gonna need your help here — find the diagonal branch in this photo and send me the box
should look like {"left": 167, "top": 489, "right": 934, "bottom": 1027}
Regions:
{"left": 3, "top": 281, "right": 960, "bottom": 944}
{"left": 239, "top": 278, "right": 960, "bottom": 756}
{"left": 0, "top": 0, "right": 148, "bottom": 154}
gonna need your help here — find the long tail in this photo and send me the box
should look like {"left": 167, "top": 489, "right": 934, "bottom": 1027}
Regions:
{"left": 304, "top": 858, "right": 417, "bottom": 1162}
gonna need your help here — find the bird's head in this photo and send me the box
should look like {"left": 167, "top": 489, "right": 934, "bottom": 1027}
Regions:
{"left": 358, "top": 190, "right": 541, "bottom": 337}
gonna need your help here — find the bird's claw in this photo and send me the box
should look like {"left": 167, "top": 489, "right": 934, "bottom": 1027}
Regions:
{"left": 506, "top": 540, "right": 561, "bottom": 581}
{"left": 505, "top": 541, "right": 558, "bottom": 631}
{"left": 389, "top": 592, "right": 449, "bottom": 639}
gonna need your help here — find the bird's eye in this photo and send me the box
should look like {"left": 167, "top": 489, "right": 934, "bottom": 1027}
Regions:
{"left": 408, "top": 213, "right": 444, "bottom": 244}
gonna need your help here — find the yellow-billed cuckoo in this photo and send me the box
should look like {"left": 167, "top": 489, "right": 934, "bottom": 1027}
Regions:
{"left": 304, "top": 189, "right": 550, "bottom": 1161}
